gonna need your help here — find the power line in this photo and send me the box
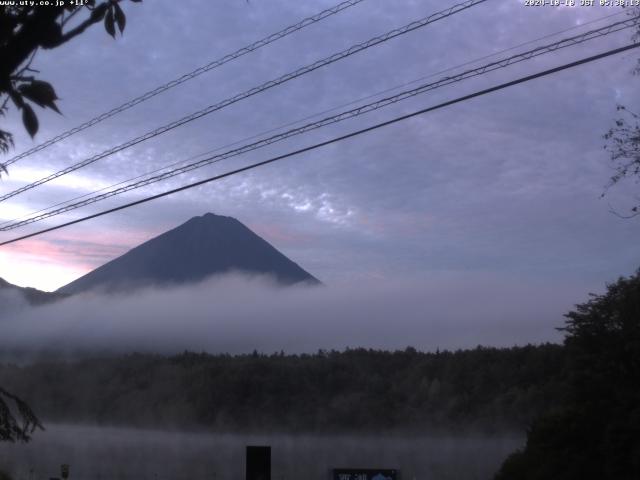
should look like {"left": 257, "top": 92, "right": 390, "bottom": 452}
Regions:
{"left": 19, "top": 3, "right": 620, "bottom": 231}
{"left": 3, "top": 16, "right": 635, "bottom": 230}
{"left": 2, "top": 16, "right": 636, "bottom": 232}
{"left": 1, "top": 0, "right": 367, "bottom": 168}
{"left": 1, "top": 42, "right": 637, "bottom": 247}
{"left": 0, "top": 0, "right": 488, "bottom": 203}
{"left": 1, "top": 7, "right": 625, "bottom": 230}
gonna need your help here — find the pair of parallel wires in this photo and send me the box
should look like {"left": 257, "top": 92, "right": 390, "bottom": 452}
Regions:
{"left": 0, "top": 1, "right": 636, "bottom": 245}
{"left": 0, "top": 0, "right": 488, "bottom": 202}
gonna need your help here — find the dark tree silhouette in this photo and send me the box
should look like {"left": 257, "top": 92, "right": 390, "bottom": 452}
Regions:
{"left": 604, "top": 105, "right": 640, "bottom": 217}
{"left": 0, "top": 0, "right": 141, "bottom": 160}
{"left": 495, "top": 269, "right": 640, "bottom": 480}
{"left": 0, "top": 0, "right": 141, "bottom": 441}
{"left": 0, "top": 387, "right": 43, "bottom": 442}
{"left": 602, "top": 8, "right": 640, "bottom": 218}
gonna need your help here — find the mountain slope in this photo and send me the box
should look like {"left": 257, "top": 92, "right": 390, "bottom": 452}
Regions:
{"left": 57, "top": 213, "right": 319, "bottom": 294}
{"left": 0, "top": 277, "right": 65, "bottom": 305}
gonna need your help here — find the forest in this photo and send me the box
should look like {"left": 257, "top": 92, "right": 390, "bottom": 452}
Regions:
{"left": 0, "top": 344, "right": 567, "bottom": 433}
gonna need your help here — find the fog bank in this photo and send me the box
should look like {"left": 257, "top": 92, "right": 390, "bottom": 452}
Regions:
{"left": 0, "top": 272, "right": 586, "bottom": 356}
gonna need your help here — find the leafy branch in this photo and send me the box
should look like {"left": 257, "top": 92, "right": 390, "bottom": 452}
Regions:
{"left": 603, "top": 105, "right": 640, "bottom": 217}
{"left": 0, "top": 387, "right": 44, "bottom": 443}
{"left": 0, "top": 0, "right": 142, "bottom": 171}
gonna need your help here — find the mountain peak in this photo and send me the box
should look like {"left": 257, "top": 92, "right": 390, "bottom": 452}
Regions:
{"left": 195, "top": 212, "right": 227, "bottom": 221}
{"left": 185, "top": 212, "right": 239, "bottom": 227}
{"left": 57, "top": 214, "right": 320, "bottom": 294}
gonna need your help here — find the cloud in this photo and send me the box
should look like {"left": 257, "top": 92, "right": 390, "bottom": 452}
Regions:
{"left": 0, "top": 272, "right": 592, "bottom": 359}
{"left": 0, "top": 288, "right": 30, "bottom": 312}
{"left": 1, "top": 0, "right": 639, "bottom": 294}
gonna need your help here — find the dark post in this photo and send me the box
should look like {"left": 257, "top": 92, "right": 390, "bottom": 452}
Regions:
{"left": 246, "top": 445, "right": 271, "bottom": 480}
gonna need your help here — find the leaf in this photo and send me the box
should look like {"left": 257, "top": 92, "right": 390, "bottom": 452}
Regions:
{"left": 89, "top": 3, "right": 107, "bottom": 21}
{"left": 130, "top": 0, "right": 143, "bottom": 3}
{"left": 114, "top": 2, "right": 126, "bottom": 33}
{"left": 18, "top": 80, "right": 60, "bottom": 113}
{"left": 39, "top": 22, "right": 63, "bottom": 48}
{"left": 0, "top": 130, "right": 13, "bottom": 155}
{"left": 105, "top": 7, "right": 116, "bottom": 38}
{"left": 22, "top": 103, "right": 38, "bottom": 138}
{"left": 8, "top": 90, "right": 24, "bottom": 108}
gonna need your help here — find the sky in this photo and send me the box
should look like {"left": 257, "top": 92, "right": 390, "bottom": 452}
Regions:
{"left": 0, "top": 0, "right": 639, "bottom": 325}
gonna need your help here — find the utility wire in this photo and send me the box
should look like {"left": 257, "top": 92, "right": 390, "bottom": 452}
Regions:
{"left": 1, "top": 0, "right": 367, "bottom": 168}
{"left": 0, "top": 6, "right": 627, "bottom": 232}
{"left": 1, "top": 16, "right": 636, "bottom": 232}
{"left": 1, "top": 7, "right": 625, "bottom": 229}
{"left": 4, "top": 9, "right": 626, "bottom": 232}
{"left": 1, "top": 42, "right": 638, "bottom": 247}
{"left": 0, "top": 0, "right": 488, "bottom": 203}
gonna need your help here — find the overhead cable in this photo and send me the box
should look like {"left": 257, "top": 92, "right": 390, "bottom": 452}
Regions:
{"left": 1, "top": 0, "right": 367, "bottom": 168}
{"left": 1, "top": 42, "right": 637, "bottom": 246}
{"left": 1, "top": 16, "right": 636, "bottom": 232}
{"left": 0, "top": 0, "right": 488, "bottom": 203}
{"left": 2, "top": 6, "right": 623, "bottom": 230}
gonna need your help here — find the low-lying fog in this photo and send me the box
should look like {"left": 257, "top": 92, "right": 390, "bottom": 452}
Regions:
{"left": 0, "top": 424, "right": 523, "bottom": 480}
{"left": 0, "top": 273, "right": 585, "bottom": 357}
{"left": 2, "top": 274, "right": 558, "bottom": 478}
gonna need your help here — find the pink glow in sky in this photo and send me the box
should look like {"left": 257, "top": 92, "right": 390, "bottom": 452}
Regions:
{"left": 0, "top": 227, "right": 158, "bottom": 291}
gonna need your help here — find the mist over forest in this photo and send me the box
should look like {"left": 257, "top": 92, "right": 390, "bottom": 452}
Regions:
{"left": 0, "top": 273, "right": 571, "bottom": 433}
{"left": 1, "top": 266, "right": 638, "bottom": 480}
{"left": 0, "top": 274, "right": 573, "bottom": 479}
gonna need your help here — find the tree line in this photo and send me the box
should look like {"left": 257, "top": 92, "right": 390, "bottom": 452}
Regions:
{"left": 0, "top": 343, "right": 567, "bottom": 433}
